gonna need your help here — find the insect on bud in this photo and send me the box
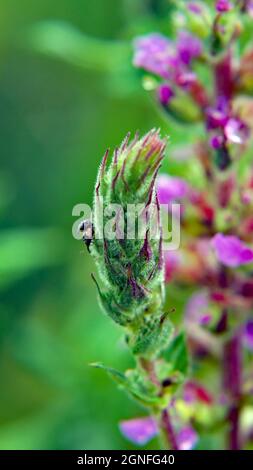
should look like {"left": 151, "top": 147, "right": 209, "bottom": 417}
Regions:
{"left": 79, "top": 219, "right": 94, "bottom": 252}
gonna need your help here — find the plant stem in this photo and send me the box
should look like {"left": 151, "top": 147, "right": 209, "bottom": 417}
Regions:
{"left": 215, "top": 49, "right": 234, "bottom": 101}
{"left": 161, "top": 409, "right": 179, "bottom": 450}
{"left": 139, "top": 357, "right": 178, "bottom": 450}
{"left": 223, "top": 332, "right": 242, "bottom": 450}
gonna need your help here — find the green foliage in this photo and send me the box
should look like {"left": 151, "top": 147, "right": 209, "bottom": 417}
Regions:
{"left": 163, "top": 332, "right": 189, "bottom": 377}
{"left": 91, "top": 363, "right": 161, "bottom": 407}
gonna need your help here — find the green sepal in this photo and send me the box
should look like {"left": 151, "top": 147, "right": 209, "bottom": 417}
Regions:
{"left": 129, "top": 313, "right": 174, "bottom": 358}
{"left": 163, "top": 332, "right": 189, "bottom": 378}
{"left": 90, "top": 362, "right": 162, "bottom": 407}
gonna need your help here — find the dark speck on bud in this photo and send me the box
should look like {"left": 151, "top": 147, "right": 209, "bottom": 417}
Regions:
{"left": 79, "top": 219, "right": 94, "bottom": 252}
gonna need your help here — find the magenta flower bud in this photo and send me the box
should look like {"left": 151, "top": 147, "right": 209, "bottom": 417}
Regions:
{"left": 212, "top": 233, "right": 253, "bottom": 268}
{"left": 133, "top": 34, "right": 177, "bottom": 79}
{"left": 206, "top": 108, "right": 229, "bottom": 130}
{"left": 184, "top": 381, "right": 213, "bottom": 404}
{"left": 224, "top": 118, "right": 249, "bottom": 144}
{"left": 176, "top": 31, "right": 203, "bottom": 66}
{"left": 210, "top": 134, "right": 224, "bottom": 149}
{"left": 176, "top": 71, "right": 197, "bottom": 88}
{"left": 158, "top": 84, "right": 174, "bottom": 106}
{"left": 243, "top": 320, "right": 253, "bottom": 351}
{"left": 119, "top": 417, "right": 158, "bottom": 445}
{"left": 157, "top": 174, "right": 188, "bottom": 206}
{"left": 177, "top": 426, "right": 198, "bottom": 450}
{"left": 216, "top": 0, "right": 232, "bottom": 12}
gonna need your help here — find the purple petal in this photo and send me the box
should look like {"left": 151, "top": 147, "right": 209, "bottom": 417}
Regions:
{"left": 243, "top": 320, "right": 253, "bottom": 351}
{"left": 187, "top": 2, "right": 203, "bottom": 14}
{"left": 206, "top": 107, "right": 229, "bottom": 130}
{"left": 185, "top": 291, "right": 211, "bottom": 325}
{"left": 119, "top": 417, "right": 158, "bottom": 445}
{"left": 177, "top": 426, "right": 198, "bottom": 450}
{"left": 176, "top": 31, "right": 203, "bottom": 66}
{"left": 209, "top": 134, "right": 223, "bottom": 149}
{"left": 157, "top": 174, "right": 188, "bottom": 206}
{"left": 224, "top": 118, "right": 249, "bottom": 144}
{"left": 184, "top": 381, "right": 213, "bottom": 404}
{"left": 216, "top": 0, "right": 232, "bottom": 12}
{"left": 212, "top": 233, "right": 253, "bottom": 268}
{"left": 164, "top": 250, "right": 181, "bottom": 282}
{"left": 247, "top": 1, "right": 253, "bottom": 17}
{"left": 176, "top": 71, "right": 197, "bottom": 88}
{"left": 158, "top": 84, "right": 174, "bottom": 106}
{"left": 133, "top": 34, "right": 177, "bottom": 79}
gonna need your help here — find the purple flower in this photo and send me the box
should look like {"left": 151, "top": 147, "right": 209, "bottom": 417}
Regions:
{"left": 216, "top": 0, "right": 232, "bottom": 12}
{"left": 185, "top": 291, "right": 212, "bottom": 326}
{"left": 224, "top": 118, "right": 249, "bottom": 145}
{"left": 212, "top": 233, "right": 253, "bottom": 268}
{"left": 133, "top": 34, "right": 177, "bottom": 79}
{"left": 206, "top": 108, "right": 228, "bottom": 130}
{"left": 119, "top": 417, "right": 158, "bottom": 445}
{"left": 158, "top": 84, "right": 174, "bottom": 106}
{"left": 243, "top": 320, "right": 253, "bottom": 351}
{"left": 164, "top": 250, "right": 181, "bottom": 282}
{"left": 177, "top": 426, "right": 198, "bottom": 450}
{"left": 157, "top": 174, "right": 188, "bottom": 206}
{"left": 247, "top": 1, "right": 253, "bottom": 17}
{"left": 176, "top": 31, "right": 203, "bottom": 66}
{"left": 187, "top": 2, "right": 203, "bottom": 14}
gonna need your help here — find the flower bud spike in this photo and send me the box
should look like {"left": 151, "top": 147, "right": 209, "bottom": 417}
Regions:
{"left": 87, "top": 130, "right": 171, "bottom": 357}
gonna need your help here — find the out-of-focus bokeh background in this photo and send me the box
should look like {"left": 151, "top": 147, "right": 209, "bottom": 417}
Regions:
{"left": 0, "top": 0, "right": 194, "bottom": 450}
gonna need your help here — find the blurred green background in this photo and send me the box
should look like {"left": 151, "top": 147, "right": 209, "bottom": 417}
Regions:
{"left": 0, "top": 0, "right": 183, "bottom": 450}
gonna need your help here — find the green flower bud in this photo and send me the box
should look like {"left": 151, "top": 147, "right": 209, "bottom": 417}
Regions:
{"left": 88, "top": 130, "right": 173, "bottom": 358}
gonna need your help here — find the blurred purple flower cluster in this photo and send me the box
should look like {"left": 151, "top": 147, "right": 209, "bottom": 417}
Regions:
{"left": 120, "top": 416, "right": 198, "bottom": 450}
{"left": 128, "top": 0, "right": 253, "bottom": 450}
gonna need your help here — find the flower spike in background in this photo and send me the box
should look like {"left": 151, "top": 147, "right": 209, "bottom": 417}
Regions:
{"left": 85, "top": 0, "right": 253, "bottom": 451}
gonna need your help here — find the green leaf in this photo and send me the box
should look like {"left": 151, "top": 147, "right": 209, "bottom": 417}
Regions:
{"left": 163, "top": 332, "right": 189, "bottom": 377}
{"left": 28, "top": 21, "right": 130, "bottom": 73}
{"left": 90, "top": 362, "right": 127, "bottom": 384}
{"left": 0, "top": 228, "right": 65, "bottom": 290}
{"left": 90, "top": 362, "right": 161, "bottom": 407}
